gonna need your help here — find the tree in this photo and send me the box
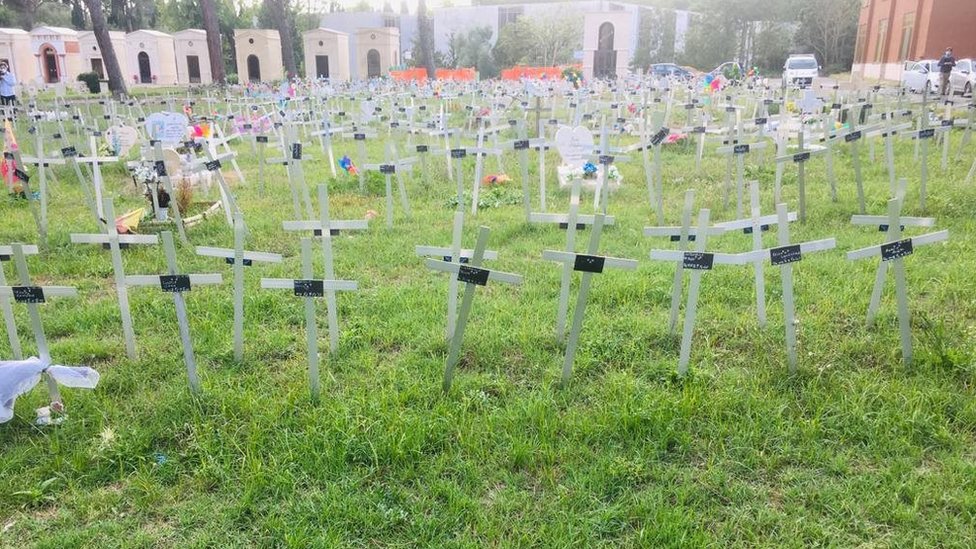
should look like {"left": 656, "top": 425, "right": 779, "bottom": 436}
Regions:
{"left": 794, "top": 0, "right": 859, "bottom": 72}
{"left": 491, "top": 15, "right": 581, "bottom": 69}
{"left": 415, "top": 0, "right": 436, "bottom": 78}
{"left": 446, "top": 26, "right": 497, "bottom": 78}
{"left": 201, "top": 0, "right": 226, "bottom": 84}
{"left": 82, "top": 0, "right": 126, "bottom": 97}
{"left": 263, "top": 0, "right": 297, "bottom": 79}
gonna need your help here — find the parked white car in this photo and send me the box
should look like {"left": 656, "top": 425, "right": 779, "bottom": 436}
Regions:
{"left": 949, "top": 58, "right": 975, "bottom": 96}
{"left": 782, "top": 55, "right": 819, "bottom": 88}
{"left": 901, "top": 60, "right": 942, "bottom": 94}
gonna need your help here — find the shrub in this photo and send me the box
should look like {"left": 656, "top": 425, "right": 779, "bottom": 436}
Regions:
{"left": 77, "top": 72, "right": 101, "bottom": 94}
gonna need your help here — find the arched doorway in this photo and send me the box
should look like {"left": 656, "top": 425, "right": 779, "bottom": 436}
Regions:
{"left": 40, "top": 45, "right": 59, "bottom": 83}
{"left": 137, "top": 51, "right": 152, "bottom": 83}
{"left": 593, "top": 22, "right": 616, "bottom": 79}
{"left": 366, "top": 49, "right": 381, "bottom": 78}
{"left": 247, "top": 54, "right": 261, "bottom": 82}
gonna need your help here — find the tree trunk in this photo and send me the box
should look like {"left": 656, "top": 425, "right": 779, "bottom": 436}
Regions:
{"left": 201, "top": 0, "right": 226, "bottom": 84}
{"left": 417, "top": 0, "right": 436, "bottom": 79}
{"left": 264, "top": 0, "right": 297, "bottom": 79}
{"left": 83, "top": 0, "right": 127, "bottom": 98}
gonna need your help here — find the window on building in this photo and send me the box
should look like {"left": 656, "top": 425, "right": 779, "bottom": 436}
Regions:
{"left": 898, "top": 12, "right": 915, "bottom": 60}
{"left": 874, "top": 18, "right": 888, "bottom": 63}
{"left": 855, "top": 24, "right": 868, "bottom": 63}
{"left": 498, "top": 6, "right": 523, "bottom": 29}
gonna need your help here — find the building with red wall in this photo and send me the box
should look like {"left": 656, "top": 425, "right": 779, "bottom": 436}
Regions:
{"left": 852, "top": 0, "right": 976, "bottom": 82}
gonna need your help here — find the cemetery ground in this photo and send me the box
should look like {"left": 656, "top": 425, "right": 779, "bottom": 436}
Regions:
{"left": 1, "top": 109, "right": 976, "bottom": 546}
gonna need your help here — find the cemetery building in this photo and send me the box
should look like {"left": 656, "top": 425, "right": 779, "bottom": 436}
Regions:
{"left": 173, "top": 29, "right": 212, "bottom": 85}
{"left": 78, "top": 30, "right": 126, "bottom": 81}
{"left": 302, "top": 28, "right": 350, "bottom": 81}
{"left": 852, "top": 0, "right": 976, "bottom": 82}
{"left": 582, "top": 10, "right": 633, "bottom": 80}
{"left": 356, "top": 28, "right": 399, "bottom": 79}
{"left": 0, "top": 28, "right": 35, "bottom": 82}
{"left": 29, "top": 26, "right": 83, "bottom": 85}
{"left": 234, "top": 29, "right": 283, "bottom": 83}
{"left": 320, "top": 1, "right": 692, "bottom": 79}
{"left": 125, "top": 30, "right": 178, "bottom": 86}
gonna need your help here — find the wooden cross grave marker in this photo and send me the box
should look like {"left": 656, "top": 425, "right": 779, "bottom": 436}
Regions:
{"left": 737, "top": 203, "right": 836, "bottom": 371}
{"left": 415, "top": 211, "right": 499, "bottom": 341}
{"left": 261, "top": 238, "right": 356, "bottom": 401}
{"left": 4, "top": 148, "right": 46, "bottom": 242}
{"left": 643, "top": 190, "right": 726, "bottom": 334}
{"left": 196, "top": 212, "right": 283, "bottom": 361}
{"left": 363, "top": 141, "right": 417, "bottom": 228}
{"left": 0, "top": 243, "right": 79, "bottom": 402}
{"left": 0, "top": 244, "right": 40, "bottom": 360}
{"left": 283, "top": 184, "right": 366, "bottom": 352}
{"left": 425, "top": 226, "right": 523, "bottom": 392}
{"left": 846, "top": 197, "right": 949, "bottom": 366}
{"left": 715, "top": 180, "right": 797, "bottom": 327}
{"left": 543, "top": 213, "right": 638, "bottom": 386}
{"left": 773, "top": 130, "right": 828, "bottom": 223}
{"left": 69, "top": 198, "right": 159, "bottom": 360}
{"left": 341, "top": 126, "right": 378, "bottom": 193}
{"left": 76, "top": 134, "right": 119, "bottom": 223}
{"left": 20, "top": 125, "right": 65, "bottom": 232}
{"left": 715, "top": 131, "right": 768, "bottom": 219}
{"left": 125, "top": 231, "right": 223, "bottom": 393}
{"left": 187, "top": 141, "right": 245, "bottom": 227}
{"left": 649, "top": 208, "right": 745, "bottom": 375}
{"left": 499, "top": 119, "right": 547, "bottom": 222}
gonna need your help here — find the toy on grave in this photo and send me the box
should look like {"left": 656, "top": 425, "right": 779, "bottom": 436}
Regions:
{"left": 0, "top": 357, "right": 100, "bottom": 425}
{"left": 481, "top": 173, "right": 511, "bottom": 186}
{"left": 339, "top": 155, "right": 358, "bottom": 175}
{"left": 116, "top": 208, "right": 146, "bottom": 234}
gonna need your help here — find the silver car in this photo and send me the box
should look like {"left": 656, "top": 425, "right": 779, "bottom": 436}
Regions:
{"left": 900, "top": 60, "right": 941, "bottom": 94}
{"left": 949, "top": 58, "right": 975, "bottom": 96}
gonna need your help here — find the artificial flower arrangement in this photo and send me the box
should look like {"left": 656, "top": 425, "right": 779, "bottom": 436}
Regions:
{"left": 566, "top": 162, "right": 620, "bottom": 181}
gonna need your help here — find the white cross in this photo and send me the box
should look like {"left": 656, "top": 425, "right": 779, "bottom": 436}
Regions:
{"left": 190, "top": 139, "right": 245, "bottom": 227}
{"left": 69, "top": 198, "right": 159, "bottom": 360}
{"left": 0, "top": 244, "right": 40, "bottom": 360}
{"left": 415, "top": 211, "right": 499, "bottom": 341}
{"left": 649, "top": 208, "right": 744, "bottom": 375}
{"left": 773, "top": 130, "right": 828, "bottom": 223}
{"left": 738, "top": 204, "right": 836, "bottom": 371}
{"left": 543, "top": 214, "right": 637, "bottom": 386}
{"left": 76, "top": 135, "right": 119, "bottom": 223}
{"left": 715, "top": 181, "right": 797, "bottom": 326}
{"left": 21, "top": 126, "right": 64, "bottom": 232}
{"left": 4, "top": 148, "right": 46, "bottom": 241}
{"left": 283, "top": 184, "right": 366, "bottom": 352}
{"left": 196, "top": 212, "right": 283, "bottom": 361}
{"left": 846, "top": 198, "right": 948, "bottom": 366}
{"left": 261, "top": 237, "right": 357, "bottom": 401}
{"left": 498, "top": 120, "right": 547, "bottom": 222}
{"left": 341, "top": 127, "right": 378, "bottom": 193}
{"left": 425, "top": 226, "right": 523, "bottom": 392}
{"left": 126, "top": 232, "right": 223, "bottom": 393}
{"left": 0, "top": 243, "right": 79, "bottom": 405}
{"left": 363, "top": 141, "right": 418, "bottom": 228}
{"left": 716, "top": 138, "right": 769, "bottom": 219}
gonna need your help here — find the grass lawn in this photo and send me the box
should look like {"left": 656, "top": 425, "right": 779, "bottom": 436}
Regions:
{"left": 1, "top": 99, "right": 975, "bottom": 547}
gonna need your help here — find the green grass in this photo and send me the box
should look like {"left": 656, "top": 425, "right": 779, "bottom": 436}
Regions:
{"left": 1, "top": 102, "right": 976, "bottom": 547}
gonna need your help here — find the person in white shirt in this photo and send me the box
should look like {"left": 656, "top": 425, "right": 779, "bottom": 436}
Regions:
{"left": 0, "top": 62, "right": 16, "bottom": 105}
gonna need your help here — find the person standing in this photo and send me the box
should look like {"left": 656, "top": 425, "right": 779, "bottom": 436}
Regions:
{"left": 938, "top": 47, "right": 956, "bottom": 96}
{"left": 0, "top": 62, "right": 16, "bottom": 105}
